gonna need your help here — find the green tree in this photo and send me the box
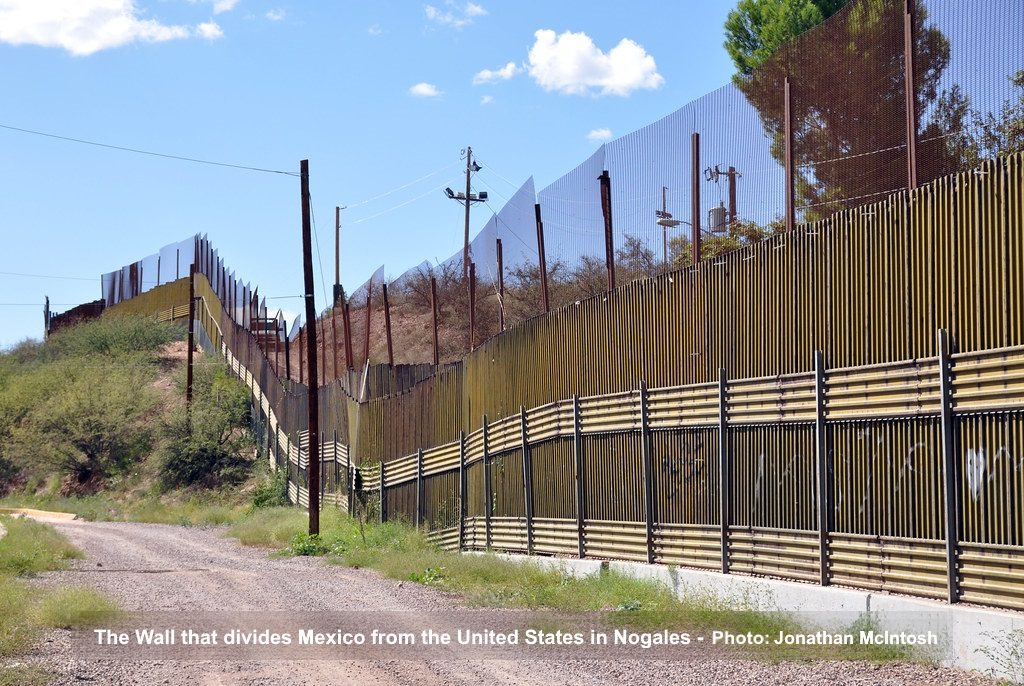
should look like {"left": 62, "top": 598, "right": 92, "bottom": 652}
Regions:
{"left": 724, "top": 0, "right": 961, "bottom": 219}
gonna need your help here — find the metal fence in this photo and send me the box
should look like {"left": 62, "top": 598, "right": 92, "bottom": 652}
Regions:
{"left": 115, "top": 150, "right": 1024, "bottom": 613}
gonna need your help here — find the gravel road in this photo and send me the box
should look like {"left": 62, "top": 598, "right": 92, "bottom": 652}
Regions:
{"left": 12, "top": 519, "right": 997, "bottom": 686}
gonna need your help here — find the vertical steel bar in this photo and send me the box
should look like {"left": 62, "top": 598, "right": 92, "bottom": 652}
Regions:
{"left": 784, "top": 77, "right": 795, "bottom": 232}
{"left": 343, "top": 303, "right": 354, "bottom": 372}
{"left": 379, "top": 460, "right": 386, "bottom": 524}
{"left": 416, "top": 448, "right": 424, "bottom": 530}
{"left": 363, "top": 288, "right": 372, "bottom": 366}
{"left": 937, "top": 328, "right": 960, "bottom": 603}
{"left": 599, "top": 170, "right": 615, "bottom": 291}
{"left": 535, "top": 203, "right": 550, "bottom": 314}
{"left": 573, "top": 395, "right": 585, "bottom": 559}
{"left": 483, "top": 414, "right": 492, "bottom": 549}
{"left": 640, "top": 381, "right": 655, "bottom": 564}
{"left": 458, "top": 430, "right": 466, "bottom": 551}
{"left": 904, "top": 0, "right": 919, "bottom": 190}
{"left": 382, "top": 283, "right": 394, "bottom": 366}
{"left": 520, "top": 405, "right": 534, "bottom": 555}
{"left": 186, "top": 265, "right": 196, "bottom": 412}
{"left": 692, "top": 132, "right": 702, "bottom": 265}
{"left": 431, "top": 276, "right": 440, "bottom": 366}
{"left": 496, "top": 238, "right": 505, "bottom": 331}
{"left": 718, "top": 367, "right": 730, "bottom": 574}
{"left": 814, "top": 350, "right": 831, "bottom": 586}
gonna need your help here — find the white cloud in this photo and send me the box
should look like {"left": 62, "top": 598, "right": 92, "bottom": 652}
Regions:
{"left": 472, "top": 61, "right": 521, "bottom": 85}
{"left": 197, "top": 20, "right": 223, "bottom": 40}
{"left": 0, "top": 0, "right": 199, "bottom": 56}
{"left": 424, "top": 2, "right": 485, "bottom": 29}
{"left": 265, "top": 8, "right": 285, "bottom": 21}
{"left": 367, "top": 23, "right": 382, "bottom": 36}
{"left": 527, "top": 29, "right": 664, "bottom": 97}
{"left": 586, "top": 128, "right": 613, "bottom": 142}
{"left": 408, "top": 82, "right": 442, "bottom": 98}
{"left": 212, "top": 0, "right": 238, "bottom": 14}
{"left": 480, "top": 95, "right": 493, "bottom": 105}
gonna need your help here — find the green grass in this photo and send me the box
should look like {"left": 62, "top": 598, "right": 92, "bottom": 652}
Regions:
{"left": 0, "top": 665, "right": 49, "bottom": 686}
{"left": 0, "top": 516, "right": 82, "bottom": 576}
{"left": 0, "top": 492, "right": 251, "bottom": 528}
{"left": 0, "top": 516, "right": 120, "bottom": 662}
{"left": 225, "top": 509, "right": 913, "bottom": 664}
{"left": 36, "top": 586, "right": 121, "bottom": 629}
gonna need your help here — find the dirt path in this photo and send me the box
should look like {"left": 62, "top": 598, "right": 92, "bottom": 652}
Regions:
{"left": 16, "top": 520, "right": 996, "bottom": 686}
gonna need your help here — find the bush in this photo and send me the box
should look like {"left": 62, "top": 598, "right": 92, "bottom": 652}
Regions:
{"left": 3, "top": 357, "right": 157, "bottom": 490}
{"left": 160, "top": 363, "right": 253, "bottom": 490}
{"left": 42, "top": 315, "right": 180, "bottom": 360}
{"left": 252, "top": 469, "right": 288, "bottom": 509}
{"left": 289, "top": 532, "right": 328, "bottom": 556}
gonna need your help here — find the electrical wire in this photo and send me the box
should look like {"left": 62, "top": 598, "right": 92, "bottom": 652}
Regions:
{"left": 343, "top": 162, "right": 461, "bottom": 208}
{"left": 0, "top": 270, "right": 96, "bottom": 282}
{"left": 0, "top": 123, "right": 299, "bottom": 176}
{"left": 348, "top": 179, "right": 460, "bottom": 225}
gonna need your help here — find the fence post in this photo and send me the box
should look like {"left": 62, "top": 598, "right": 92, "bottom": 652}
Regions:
{"left": 468, "top": 262, "right": 477, "bottom": 352}
{"left": 431, "top": 276, "right": 440, "bottom": 366}
{"left": 640, "top": 381, "right": 655, "bottom": 564}
{"left": 718, "top": 368, "right": 730, "bottom": 574}
{"left": 521, "top": 406, "right": 534, "bottom": 555}
{"left": 691, "top": 132, "right": 702, "bottom": 265}
{"left": 458, "top": 430, "right": 466, "bottom": 551}
{"left": 814, "top": 351, "right": 831, "bottom": 586}
{"left": 784, "top": 77, "right": 795, "bottom": 232}
{"left": 535, "top": 203, "right": 550, "bottom": 314}
{"left": 483, "top": 415, "right": 492, "bottom": 549}
{"left": 903, "top": 0, "right": 918, "bottom": 190}
{"left": 382, "top": 283, "right": 394, "bottom": 366}
{"left": 496, "top": 238, "right": 505, "bottom": 331}
{"left": 573, "top": 395, "right": 585, "bottom": 559}
{"left": 379, "top": 460, "right": 386, "bottom": 524}
{"left": 937, "top": 328, "right": 960, "bottom": 604}
{"left": 416, "top": 448, "right": 424, "bottom": 530}
{"left": 599, "top": 170, "right": 615, "bottom": 291}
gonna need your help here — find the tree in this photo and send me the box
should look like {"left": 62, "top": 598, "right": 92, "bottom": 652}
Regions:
{"left": 724, "top": 0, "right": 962, "bottom": 219}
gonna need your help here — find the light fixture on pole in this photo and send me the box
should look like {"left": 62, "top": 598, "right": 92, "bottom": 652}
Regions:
{"left": 445, "top": 146, "right": 488, "bottom": 281}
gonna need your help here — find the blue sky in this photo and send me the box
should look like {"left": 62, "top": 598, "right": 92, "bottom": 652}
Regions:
{"left": 0, "top": 0, "right": 739, "bottom": 347}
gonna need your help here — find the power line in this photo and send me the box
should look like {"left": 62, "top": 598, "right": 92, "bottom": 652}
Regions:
{"left": 343, "top": 162, "right": 461, "bottom": 208}
{"left": 0, "top": 270, "right": 95, "bottom": 282}
{"left": 348, "top": 179, "right": 460, "bottom": 225}
{"left": 0, "top": 123, "right": 299, "bottom": 177}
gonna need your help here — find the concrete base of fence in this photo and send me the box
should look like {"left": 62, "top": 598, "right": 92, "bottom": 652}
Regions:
{"left": 474, "top": 552, "right": 1023, "bottom": 680}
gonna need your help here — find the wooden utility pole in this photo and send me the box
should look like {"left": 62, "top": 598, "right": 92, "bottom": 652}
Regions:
{"left": 331, "top": 310, "right": 339, "bottom": 380}
{"left": 691, "top": 132, "right": 701, "bottom": 266}
{"left": 186, "top": 265, "right": 196, "bottom": 412}
{"left": 300, "top": 159, "right": 321, "bottom": 536}
{"left": 599, "top": 170, "right": 615, "bottom": 291}
{"left": 431, "top": 276, "right": 440, "bottom": 366}
{"left": 469, "top": 262, "right": 477, "bottom": 351}
{"left": 382, "top": 283, "right": 394, "bottom": 366}
{"left": 535, "top": 203, "right": 549, "bottom": 314}
{"left": 334, "top": 206, "right": 343, "bottom": 304}
{"left": 462, "top": 146, "right": 473, "bottom": 281}
{"left": 496, "top": 238, "right": 505, "bottom": 331}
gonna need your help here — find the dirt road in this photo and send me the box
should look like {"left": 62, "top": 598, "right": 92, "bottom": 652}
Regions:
{"left": 17, "top": 519, "right": 995, "bottom": 686}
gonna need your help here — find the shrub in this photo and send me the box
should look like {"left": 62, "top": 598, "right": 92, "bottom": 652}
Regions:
{"left": 252, "top": 469, "right": 288, "bottom": 509}
{"left": 160, "top": 363, "right": 253, "bottom": 489}
{"left": 42, "top": 315, "right": 181, "bottom": 360}
{"left": 289, "top": 532, "right": 328, "bottom": 556}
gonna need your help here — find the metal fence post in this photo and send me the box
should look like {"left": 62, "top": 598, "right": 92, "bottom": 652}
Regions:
{"left": 938, "top": 328, "right": 960, "bottom": 604}
{"left": 521, "top": 406, "right": 534, "bottom": 555}
{"left": 483, "top": 415, "right": 492, "bottom": 549}
{"left": 814, "top": 351, "right": 831, "bottom": 586}
{"left": 379, "top": 460, "right": 386, "bottom": 524}
{"left": 572, "top": 395, "right": 585, "bottom": 559}
{"left": 458, "top": 430, "right": 466, "bottom": 551}
{"left": 416, "top": 448, "right": 424, "bottom": 530}
{"left": 640, "top": 381, "right": 655, "bottom": 564}
{"left": 718, "top": 368, "right": 730, "bottom": 574}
